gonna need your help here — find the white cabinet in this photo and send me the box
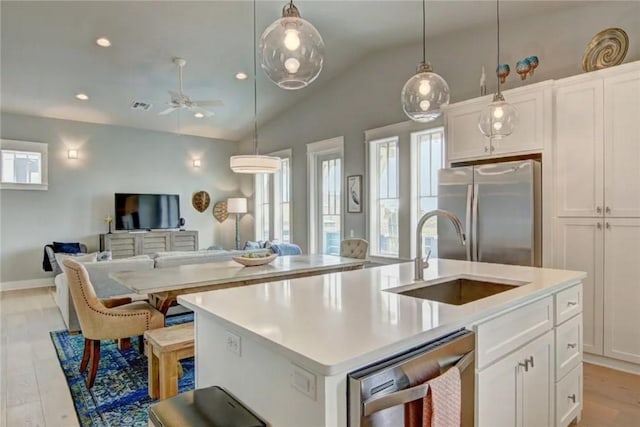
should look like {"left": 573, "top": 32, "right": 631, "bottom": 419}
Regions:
{"left": 445, "top": 82, "right": 551, "bottom": 163}
{"left": 477, "top": 330, "right": 554, "bottom": 427}
{"left": 555, "top": 218, "right": 603, "bottom": 355}
{"left": 603, "top": 219, "right": 640, "bottom": 364}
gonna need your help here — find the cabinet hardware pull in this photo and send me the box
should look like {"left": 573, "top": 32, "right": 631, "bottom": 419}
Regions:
{"left": 518, "top": 361, "right": 529, "bottom": 372}
{"left": 490, "top": 145, "right": 495, "bottom": 153}
{"left": 484, "top": 146, "right": 489, "bottom": 153}
{"left": 567, "top": 343, "right": 577, "bottom": 349}
{"left": 596, "top": 206, "right": 602, "bottom": 214}
{"left": 605, "top": 206, "right": 611, "bottom": 214}
{"left": 568, "top": 394, "right": 576, "bottom": 403}
{"left": 606, "top": 222, "right": 610, "bottom": 229}
{"left": 597, "top": 222, "right": 602, "bottom": 229}
{"left": 567, "top": 301, "right": 578, "bottom": 307}
{"left": 526, "top": 356, "right": 534, "bottom": 369}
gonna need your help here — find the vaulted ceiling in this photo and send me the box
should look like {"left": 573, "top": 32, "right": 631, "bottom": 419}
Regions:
{"left": 1, "top": 1, "right": 582, "bottom": 141}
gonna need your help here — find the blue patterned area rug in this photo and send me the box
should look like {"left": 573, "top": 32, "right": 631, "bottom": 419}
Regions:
{"left": 50, "top": 313, "right": 195, "bottom": 426}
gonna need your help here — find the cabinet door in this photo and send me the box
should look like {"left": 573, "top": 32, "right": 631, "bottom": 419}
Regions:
{"left": 477, "top": 347, "right": 523, "bottom": 427}
{"left": 554, "top": 80, "right": 604, "bottom": 217}
{"left": 142, "top": 232, "right": 171, "bottom": 254}
{"left": 493, "top": 86, "right": 549, "bottom": 157}
{"left": 521, "top": 330, "right": 555, "bottom": 427}
{"left": 603, "top": 219, "right": 640, "bottom": 364}
{"left": 446, "top": 98, "right": 491, "bottom": 162}
{"left": 604, "top": 71, "right": 640, "bottom": 217}
{"left": 555, "top": 218, "right": 604, "bottom": 355}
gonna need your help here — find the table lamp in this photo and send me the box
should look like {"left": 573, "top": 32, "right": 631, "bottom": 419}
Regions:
{"left": 227, "top": 198, "right": 247, "bottom": 250}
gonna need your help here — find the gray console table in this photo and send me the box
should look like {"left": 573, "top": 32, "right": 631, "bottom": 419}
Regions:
{"left": 100, "top": 230, "right": 198, "bottom": 259}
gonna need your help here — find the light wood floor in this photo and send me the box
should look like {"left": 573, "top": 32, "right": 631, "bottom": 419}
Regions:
{"left": 1, "top": 287, "right": 639, "bottom": 427}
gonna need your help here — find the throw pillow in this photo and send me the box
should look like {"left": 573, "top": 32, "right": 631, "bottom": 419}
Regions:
{"left": 55, "top": 252, "right": 98, "bottom": 269}
{"left": 53, "top": 241, "right": 82, "bottom": 254}
{"left": 96, "top": 251, "right": 112, "bottom": 262}
{"left": 243, "top": 240, "right": 261, "bottom": 250}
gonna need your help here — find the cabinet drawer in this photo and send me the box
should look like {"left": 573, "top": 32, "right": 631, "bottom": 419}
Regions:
{"left": 555, "top": 284, "right": 582, "bottom": 325}
{"left": 476, "top": 296, "right": 553, "bottom": 369}
{"left": 555, "top": 314, "right": 582, "bottom": 380}
{"left": 556, "top": 364, "right": 582, "bottom": 427}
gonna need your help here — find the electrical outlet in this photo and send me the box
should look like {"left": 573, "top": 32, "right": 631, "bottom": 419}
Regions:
{"left": 225, "top": 331, "right": 241, "bottom": 356}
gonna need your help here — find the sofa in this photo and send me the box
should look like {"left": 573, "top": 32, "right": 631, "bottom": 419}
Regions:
{"left": 54, "top": 245, "right": 297, "bottom": 332}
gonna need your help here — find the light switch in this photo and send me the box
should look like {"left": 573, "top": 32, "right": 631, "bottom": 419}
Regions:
{"left": 290, "top": 364, "right": 316, "bottom": 400}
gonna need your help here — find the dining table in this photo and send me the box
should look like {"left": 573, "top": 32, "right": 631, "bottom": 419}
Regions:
{"left": 110, "top": 254, "right": 366, "bottom": 315}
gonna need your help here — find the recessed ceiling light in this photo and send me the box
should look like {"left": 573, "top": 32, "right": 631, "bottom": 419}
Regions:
{"left": 194, "top": 112, "right": 205, "bottom": 119}
{"left": 235, "top": 72, "right": 249, "bottom": 80}
{"left": 75, "top": 93, "right": 89, "bottom": 101}
{"left": 96, "top": 37, "right": 111, "bottom": 47}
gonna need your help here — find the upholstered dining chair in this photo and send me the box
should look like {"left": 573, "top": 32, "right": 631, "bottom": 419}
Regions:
{"left": 63, "top": 259, "right": 165, "bottom": 388}
{"left": 340, "top": 238, "right": 369, "bottom": 260}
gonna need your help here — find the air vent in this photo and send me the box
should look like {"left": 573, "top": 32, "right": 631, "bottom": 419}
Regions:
{"left": 131, "top": 101, "right": 152, "bottom": 111}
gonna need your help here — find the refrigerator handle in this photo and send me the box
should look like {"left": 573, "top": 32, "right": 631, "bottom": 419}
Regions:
{"left": 465, "top": 184, "right": 473, "bottom": 261}
{"left": 472, "top": 184, "right": 479, "bottom": 262}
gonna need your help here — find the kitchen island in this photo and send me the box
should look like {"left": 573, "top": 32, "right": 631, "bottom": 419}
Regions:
{"left": 178, "top": 259, "right": 586, "bottom": 427}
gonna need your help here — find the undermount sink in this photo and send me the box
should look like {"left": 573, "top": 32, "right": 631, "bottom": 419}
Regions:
{"left": 391, "top": 276, "right": 527, "bottom": 305}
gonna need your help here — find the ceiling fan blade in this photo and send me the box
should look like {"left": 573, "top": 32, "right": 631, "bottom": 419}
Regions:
{"left": 158, "top": 107, "right": 178, "bottom": 116}
{"left": 192, "top": 100, "right": 224, "bottom": 107}
{"left": 190, "top": 106, "right": 215, "bottom": 118}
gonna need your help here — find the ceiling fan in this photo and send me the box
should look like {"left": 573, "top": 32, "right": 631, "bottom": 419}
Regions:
{"left": 158, "top": 58, "right": 223, "bottom": 118}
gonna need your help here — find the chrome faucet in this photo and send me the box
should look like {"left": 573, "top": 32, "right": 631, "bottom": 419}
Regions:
{"left": 415, "top": 209, "right": 466, "bottom": 281}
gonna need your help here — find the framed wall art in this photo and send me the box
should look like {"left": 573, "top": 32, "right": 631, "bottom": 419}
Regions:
{"left": 347, "top": 175, "right": 363, "bottom": 213}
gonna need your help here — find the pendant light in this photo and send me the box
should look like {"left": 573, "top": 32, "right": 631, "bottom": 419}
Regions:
{"left": 478, "top": 0, "right": 518, "bottom": 139}
{"left": 230, "top": 0, "right": 281, "bottom": 174}
{"left": 400, "top": 0, "right": 450, "bottom": 122}
{"left": 259, "top": 0, "right": 324, "bottom": 90}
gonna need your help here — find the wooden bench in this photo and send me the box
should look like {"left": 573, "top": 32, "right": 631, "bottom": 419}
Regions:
{"left": 145, "top": 322, "right": 194, "bottom": 400}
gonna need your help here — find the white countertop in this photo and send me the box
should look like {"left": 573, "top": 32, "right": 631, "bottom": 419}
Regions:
{"left": 178, "top": 259, "right": 585, "bottom": 375}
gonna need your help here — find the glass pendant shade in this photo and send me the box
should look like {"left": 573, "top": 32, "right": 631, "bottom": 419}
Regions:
{"left": 478, "top": 94, "right": 519, "bottom": 139}
{"left": 401, "top": 62, "right": 450, "bottom": 122}
{"left": 230, "top": 155, "right": 281, "bottom": 174}
{"left": 259, "top": 3, "right": 324, "bottom": 90}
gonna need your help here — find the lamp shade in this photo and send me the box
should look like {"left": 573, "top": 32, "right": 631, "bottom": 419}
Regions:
{"left": 227, "top": 197, "right": 248, "bottom": 214}
{"left": 230, "top": 155, "right": 281, "bottom": 174}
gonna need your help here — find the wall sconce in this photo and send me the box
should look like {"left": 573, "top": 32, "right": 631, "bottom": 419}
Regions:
{"left": 68, "top": 149, "right": 79, "bottom": 159}
{"left": 193, "top": 159, "right": 201, "bottom": 168}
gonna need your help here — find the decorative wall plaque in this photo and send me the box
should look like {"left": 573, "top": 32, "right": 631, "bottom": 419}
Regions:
{"left": 213, "top": 201, "right": 229, "bottom": 223}
{"left": 582, "top": 28, "right": 628, "bottom": 72}
{"left": 192, "top": 191, "right": 211, "bottom": 213}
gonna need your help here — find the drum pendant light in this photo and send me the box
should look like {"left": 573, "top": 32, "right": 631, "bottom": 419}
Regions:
{"left": 230, "top": 0, "right": 281, "bottom": 174}
{"left": 259, "top": 1, "right": 325, "bottom": 90}
{"left": 401, "top": 0, "right": 450, "bottom": 122}
{"left": 478, "top": 0, "right": 519, "bottom": 139}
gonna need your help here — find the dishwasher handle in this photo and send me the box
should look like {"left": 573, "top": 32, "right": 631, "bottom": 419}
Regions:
{"left": 362, "top": 350, "right": 474, "bottom": 417}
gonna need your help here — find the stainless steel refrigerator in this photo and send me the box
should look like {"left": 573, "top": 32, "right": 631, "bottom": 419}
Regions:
{"left": 437, "top": 159, "right": 541, "bottom": 267}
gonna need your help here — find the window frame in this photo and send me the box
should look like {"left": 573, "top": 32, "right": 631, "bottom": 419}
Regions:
{"left": 0, "top": 139, "right": 49, "bottom": 190}
{"left": 272, "top": 149, "right": 293, "bottom": 243}
{"left": 254, "top": 173, "right": 270, "bottom": 242}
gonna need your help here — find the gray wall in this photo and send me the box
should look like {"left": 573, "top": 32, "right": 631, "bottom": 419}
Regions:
{"left": 239, "top": 1, "right": 640, "bottom": 252}
{"left": 0, "top": 113, "right": 244, "bottom": 282}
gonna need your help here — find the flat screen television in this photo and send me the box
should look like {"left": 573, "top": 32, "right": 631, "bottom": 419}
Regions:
{"left": 114, "top": 193, "right": 180, "bottom": 231}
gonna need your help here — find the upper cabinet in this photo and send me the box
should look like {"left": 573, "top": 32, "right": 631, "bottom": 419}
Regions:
{"left": 445, "top": 81, "right": 552, "bottom": 163}
{"left": 554, "top": 62, "right": 640, "bottom": 218}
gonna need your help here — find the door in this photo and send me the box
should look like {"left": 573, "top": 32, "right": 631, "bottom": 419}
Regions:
{"left": 316, "top": 154, "right": 342, "bottom": 255}
{"left": 477, "top": 346, "right": 522, "bottom": 427}
{"left": 521, "top": 331, "right": 554, "bottom": 427}
{"left": 437, "top": 167, "right": 472, "bottom": 261}
{"left": 604, "top": 71, "right": 640, "bottom": 218}
{"left": 473, "top": 160, "right": 538, "bottom": 266}
{"left": 555, "top": 218, "right": 604, "bottom": 355}
{"left": 554, "top": 79, "right": 604, "bottom": 217}
{"left": 603, "top": 218, "right": 640, "bottom": 364}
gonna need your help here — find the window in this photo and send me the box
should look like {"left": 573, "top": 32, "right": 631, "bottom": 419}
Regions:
{"left": 254, "top": 173, "right": 270, "bottom": 241}
{"left": 413, "top": 127, "right": 445, "bottom": 257}
{"left": 369, "top": 137, "right": 399, "bottom": 257}
{"left": 254, "top": 149, "right": 292, "bottom": 243}
{"left": 0, "top": 140, "right": 48, "bottom": 190}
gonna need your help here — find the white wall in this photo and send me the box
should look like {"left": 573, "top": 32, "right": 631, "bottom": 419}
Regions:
{"left": 0, "top": 112, "right": 244, "bottom": 283}
{"left": 239, "top": 1, "right": 640, "bottom": 252}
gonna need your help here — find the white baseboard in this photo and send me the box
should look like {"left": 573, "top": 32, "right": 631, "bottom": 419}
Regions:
{"left": 0, "top": 278, "right": 54, "bottom": 292}
{"left": 584, "top": 353, "right": 640, "bottom": 375}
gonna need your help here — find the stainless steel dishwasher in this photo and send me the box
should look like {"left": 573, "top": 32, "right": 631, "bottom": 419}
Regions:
{"left": 348, "top": 329, "right": 475, "bottom": 427}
